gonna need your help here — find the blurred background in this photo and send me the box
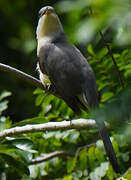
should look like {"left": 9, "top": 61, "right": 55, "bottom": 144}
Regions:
{"left": 0, "top": 0, "right": 131, "bottom": 121}
{"left": 0, "top": 0, "right": 131, "bottom": 179}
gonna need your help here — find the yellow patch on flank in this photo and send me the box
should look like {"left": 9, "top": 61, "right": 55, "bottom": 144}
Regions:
{"left": 36, "top": 63, "right": 50, "bottom": 86}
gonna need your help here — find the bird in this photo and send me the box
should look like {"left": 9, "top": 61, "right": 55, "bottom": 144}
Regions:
{"left": 36, "top": 6, "right": 121, "bottom": 173}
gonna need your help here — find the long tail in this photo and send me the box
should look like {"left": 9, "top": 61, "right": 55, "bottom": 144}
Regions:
{"left": 66, "top": 96, "right": 121, "bottom": 173}
{"left": 99, "top": 125, "right": 121, "bottom": 173}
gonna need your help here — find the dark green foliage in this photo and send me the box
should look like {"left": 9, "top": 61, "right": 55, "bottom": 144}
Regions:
{"left": 0, "top": 0, "right": 131, "bottom": 179}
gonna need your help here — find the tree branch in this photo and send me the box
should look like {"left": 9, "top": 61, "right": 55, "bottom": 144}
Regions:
{"left": 30, "top": 143, "right": 95, "bottom": 164}
{"left": 0, "top": 119, "right": 96, "bottom": 139}
{"left": 0, "top": 63, "right": 60, "bottom": 96}
{"left": 0, "top": 63, "right": 44, "bottom": 89}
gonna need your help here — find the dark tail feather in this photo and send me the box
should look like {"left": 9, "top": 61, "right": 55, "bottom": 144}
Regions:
{"left": 65, "top": 97, "right": 121, "bottom": 173}
{"left": 99, "top": 127, "right": 121, "bottom": 173}
{"left": 88, "top": 98, "right": 121, "bottom": 173}
{"left": 65, "top": 97, "right": 87, "bottom": 114}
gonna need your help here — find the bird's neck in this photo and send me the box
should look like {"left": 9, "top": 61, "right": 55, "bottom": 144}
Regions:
{"left": 36, "top": 13, "right": 66, "bottom": 56}
{"left": 36, "top": 13, "right": 63, "bottom": 40}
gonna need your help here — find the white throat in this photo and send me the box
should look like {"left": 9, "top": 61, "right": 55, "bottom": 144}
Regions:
{"left": 36, "top": 13, "right": 63, "bottom": 39}
{"left": 36, "top": 13, "right": 64, "bottom": 56}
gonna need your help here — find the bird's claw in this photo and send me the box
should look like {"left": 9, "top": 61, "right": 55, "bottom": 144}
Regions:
{"left": 45, "top": 84, "right": 55, "bottom": 93}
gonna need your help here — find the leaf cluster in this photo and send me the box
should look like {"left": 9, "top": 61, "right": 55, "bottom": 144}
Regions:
{"left": 0, "top": 0, "right": 131, "bottom": 179}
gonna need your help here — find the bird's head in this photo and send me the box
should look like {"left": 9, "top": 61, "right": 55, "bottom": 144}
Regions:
{"left": 38, "top": 6, "right": 54, "bottom": 17}
{"left": 36, "top": 6, "right": 64, "bottom": 39}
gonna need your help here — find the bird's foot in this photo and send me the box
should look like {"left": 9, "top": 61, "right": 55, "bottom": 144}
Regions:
{"left": 45, "top": 84, "right": 55, "bottom": 94}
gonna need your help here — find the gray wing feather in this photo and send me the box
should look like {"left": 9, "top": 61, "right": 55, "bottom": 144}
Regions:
{"left": 39, "top": 42, "right": 98, "bottom": 108}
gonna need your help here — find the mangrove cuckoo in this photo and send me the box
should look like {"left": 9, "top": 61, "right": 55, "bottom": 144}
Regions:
{"left": 36, "top": 6, "right": 120, "bottom": 173}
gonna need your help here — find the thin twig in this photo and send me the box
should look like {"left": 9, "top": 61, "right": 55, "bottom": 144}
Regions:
{"left": 0, "top": 119, "right": 96, "bottom": 139}
{"left": 89, "top": 7, "right": 124, "bottom": 88}
{"left": 99, "top": 31, "right": 124, "bottom": 88}
{"left": 30, "top": 151, "right": 74, "bottom": 164}
{"left": 30, "top": 142, "right": 96, "bottom": 164}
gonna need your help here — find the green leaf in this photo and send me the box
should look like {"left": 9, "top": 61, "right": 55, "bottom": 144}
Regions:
{"left": 13, "top": 116, "right": 47, "bottom": 126}
{"left": 106, "top": 164, "right": 114, "bottom": 180}
{"left": 29, "top": 162, "right": 48, "bottom": 178}
{"left": 63, "top": 175, "right": 72, "bottom": 180}
{"left": 0, "top": 100, "right": 8, "bottom": 114}
{"left": 98, "top": 81, "right": 109, "bottom": 91}
{"left": 67, "top": 157, "right": 77, "bottom": 173}
{"left": 5, "top": 138, "right": 37, "bottom": 153}
{"left": 55, "top": 130, "right": 64, "bottom": 139}
{"left": 88, "top": 146, "right": 96, "bottom": 170}
{"left": 90, "top": 172, "right": 101, "bottom": 180}
{"left": 90, "top": 162, "right": 109, "bottom": 180}
{"left": 95, "top": 147, "right": 105, "bottom": 163}
{"left": 68, "top": 130, "right": 80, "bottom": 143}
{"left": 16, "top": 149, "right": 32, "bottom": 163}
{"left": 87, "top": 44, "right": 95, "bottom": 56}
{"left": 29, "top": 164, "right": 40, "bottom": 179}
{"left": 41, "top": 94, "right": 55, "bottom": 109}
{"left": 0, "top": 153, "right": 29, "bottom": 175}
{"left": 61, "top": 130, "right": 79, "bottom": 142}
{"left": 33, "top": 88, "right": 41, "bottom": 95}
{"left": 114, "top": 134, "right": 126, "bottom": 147}
{"left": 123, "top": 168, "right": 131, "bottom": 180}
{"left": 0, "top": 144, "right": 16, "bottom": 154}
{"left": 96, "top": 140, "right": 105, "bottom": 154}
{"left": 124, "top": 64, "right": 131, "bottom": 78}
{"left": 79, "top": 148, "right": 88, "bottom": 170}
{"left": 101, "top": 92, "right": 114, "bottom": 102}
{"left": 112, "top": 139, "right": 119, "bottom": 153}
{"left": 0, "top": 91, "right": 12, "bottom": 101}
{"left": 43, "top": 131, "right": 56, "bottom": 139}
{"left": 97, "top": 48, "right": 108, "bottom": 59}
{"left": 35, "top": 94, "right": 45, "bottom": 106}
{"left": 121, "top": 153, "right": 129, "bottom": 162}
{"left": 0, "top": 116, "right": 12, "bottom": 130}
